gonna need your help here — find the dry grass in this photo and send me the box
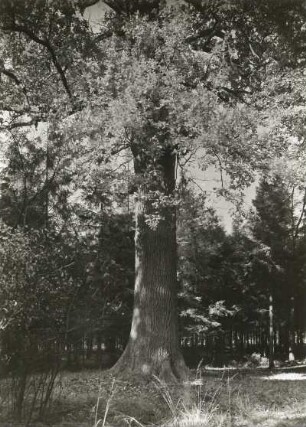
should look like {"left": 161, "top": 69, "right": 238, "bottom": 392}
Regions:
{"left": 1, "top": 368, "right": 306, "bottom": 426}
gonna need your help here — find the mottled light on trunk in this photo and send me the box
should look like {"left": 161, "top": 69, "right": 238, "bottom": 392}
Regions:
{"left": 113, "top": 148, "right": 188, "bottom": 381}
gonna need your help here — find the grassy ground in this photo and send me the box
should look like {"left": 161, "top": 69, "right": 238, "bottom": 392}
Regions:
{"left": 1, "top": 367, "right": 306, "bottom": 426}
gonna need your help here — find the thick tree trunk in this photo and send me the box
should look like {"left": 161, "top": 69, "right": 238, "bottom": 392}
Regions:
{"left": 112, "top": 148, "right": 188, "bottom": 381}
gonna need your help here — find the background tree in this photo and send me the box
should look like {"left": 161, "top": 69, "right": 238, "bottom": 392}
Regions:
{"left": 248, "top": 173, "right": 306, "bottom": 359}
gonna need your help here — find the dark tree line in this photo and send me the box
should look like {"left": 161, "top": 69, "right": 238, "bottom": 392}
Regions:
{"left": 1, "top": 166, "right": 305, "bottom": 372}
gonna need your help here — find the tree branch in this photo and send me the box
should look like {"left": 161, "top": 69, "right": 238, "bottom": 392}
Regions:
{"left": 2, "top": 22, "right": 73, "bottom": 100}
{"left": 76, "top": 0, "right": 101, "bottom": 13}
{"left": 1, "top": 67, "right": 21, "bottom": 85}
{"left": 212, "top": 150, "right": 224, "bottom": 188}
{"left": 102, "top": 0, "right": 125, "bottom": 14}
{"left": 186, "top": 175, "right": 207, "bottom": 195}
{"left": 93, "top": 29, "right": 113, "bottom": 43}
{"left": 0, "top": 67, "right": 30, "bottom": 105}
{"left": 217, "top": 86, "right": 252, "bottom": 103}
{"left": 294, "top": 187, "right": 306, "bottom": 241}
{"left": 44, "top": 39, "right": 73, "bottom": 100}
{"left": 178, "top": 148, "right": 197, "bottom": 167}
{"left": 0, "top": 119, "right": 38, "bottom": 131}
{"left": 185, "top": 20, "right": 225, "bottom": 48}
{"left": 102, "top": 0, "right": 160, "bottom": 16}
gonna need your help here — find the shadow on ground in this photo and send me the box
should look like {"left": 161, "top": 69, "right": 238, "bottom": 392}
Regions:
{"left": 273, "top": 417, "right": 306, "bottom": 427}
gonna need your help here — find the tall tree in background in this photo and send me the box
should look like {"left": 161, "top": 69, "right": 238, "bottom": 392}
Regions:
{"left": 249, "top": 174, "right": 306, "bottom": 359}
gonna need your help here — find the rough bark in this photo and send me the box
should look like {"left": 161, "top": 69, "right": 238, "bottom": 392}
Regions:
{"left": 112, "top": 147, "right": 189, "bottom": 382}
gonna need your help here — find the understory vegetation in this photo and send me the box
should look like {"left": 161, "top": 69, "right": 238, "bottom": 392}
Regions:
{"left": 1, "top": 367, "right": 306, "bottom": 426}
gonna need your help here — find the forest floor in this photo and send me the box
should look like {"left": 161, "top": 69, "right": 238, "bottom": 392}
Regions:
{"left": 1, "top": 366, "right": 306, "bottom": 427}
